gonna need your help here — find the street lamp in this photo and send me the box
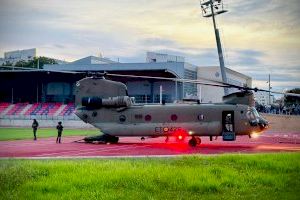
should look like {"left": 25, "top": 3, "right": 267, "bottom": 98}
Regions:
{"left": 200, "top": 0, "right": 229, "bottom": 95}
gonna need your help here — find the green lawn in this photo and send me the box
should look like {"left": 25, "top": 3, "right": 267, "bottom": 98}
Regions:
{"left": 0, "top": 128, "right": 99, "bottom": 141}
{"left": 0, "top": 153, "right": 299, "bottom": 200}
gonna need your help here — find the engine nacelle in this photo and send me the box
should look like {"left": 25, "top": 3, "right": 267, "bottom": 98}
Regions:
{"left": 82, "top": 96, "right": 133, "bottom": 108}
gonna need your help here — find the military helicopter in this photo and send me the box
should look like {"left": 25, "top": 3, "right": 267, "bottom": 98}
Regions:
{"left": 2, "top": 66, "right": 299, "bottom": 146}
{"left": 75, "top": 72, "right": 272, "bottom": 147}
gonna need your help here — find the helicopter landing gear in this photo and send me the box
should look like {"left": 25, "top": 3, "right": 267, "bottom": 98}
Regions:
{"left": 83, "top": 134, "right": 119, "bottom": 144}
{"left": 188, "top": 136, "right": 201, "bottom": 147}
{"left": 106, "top": 135, "right": 119, "bottom": 144}
{"left": 165, "top": 136, "right": 169, "bottom": 143}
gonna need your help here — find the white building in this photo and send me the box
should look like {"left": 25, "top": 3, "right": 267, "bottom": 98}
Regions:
{"left": 70, "top": 55, "right": 118, "bottom": 65}
{"left": 146, "top": 52, "right": 185, "bottom": 63}
{"left": 254, "top": 91, "right": 275, "bottom": 105}
{"left": 0, "top": 58, "right": 4, "bottom": 66}
{"left": 197, "top": 66, "right": 252, "bottom": 103}
{"left": 4, "top": 48, "right": 36, "bottom": 65}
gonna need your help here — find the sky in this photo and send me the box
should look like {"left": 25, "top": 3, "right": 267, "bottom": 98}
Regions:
{"left": 0, "top": 0, "right": 299, "bottom": 94}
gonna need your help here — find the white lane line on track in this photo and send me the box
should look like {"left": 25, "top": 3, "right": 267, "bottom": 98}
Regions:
{"left": 0, "top": 154, "right": 198, "bottom": 159}
{"left": 35, "top": 144, "right": 152, "bottom": 157}
{"left": 0, "top": 151, "right": 289, "bottom": 159}
{"left": 0, "top": 141, "right": 88, "bottom": 147}
{"left": 0, "top": 142, "right": 74, "bottom": 148}
{"left": 60, "top": 145, "right": 153, "bottom": 157}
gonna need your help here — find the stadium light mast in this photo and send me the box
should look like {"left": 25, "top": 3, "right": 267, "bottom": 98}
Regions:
{"left": 267, "top": 74, "right": 272, "bottom": 105}
{"left": 200, "top": 0, "right": 229, "bottom": 95}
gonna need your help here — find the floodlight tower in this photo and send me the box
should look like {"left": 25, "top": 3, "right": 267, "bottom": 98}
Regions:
{"left": 200, "top": 0, "right": 229, "bottom": 95}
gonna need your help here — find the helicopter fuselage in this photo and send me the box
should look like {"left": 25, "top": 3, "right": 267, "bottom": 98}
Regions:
{"left": 75, "top": 103, "right": 266, "bottom": 138}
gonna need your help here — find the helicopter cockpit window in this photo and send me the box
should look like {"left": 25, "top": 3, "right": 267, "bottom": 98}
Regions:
{"left": 252, "top": 108, "right": 260, "bottom": 118}
{"left": 246, "top": 107, "right": 259, "bottom": 121}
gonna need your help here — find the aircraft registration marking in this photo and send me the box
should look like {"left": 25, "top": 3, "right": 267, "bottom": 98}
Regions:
{"left": 155, "top": 127, "right": 183, "bottom": 134}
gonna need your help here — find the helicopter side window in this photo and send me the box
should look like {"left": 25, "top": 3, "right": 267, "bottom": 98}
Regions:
{"left": 224, "top": 114, "right": 233, "bottom": 132}
{"left": 171, "top": 114, "right": 178, "bottom": 121}
{"left": 198, "top": 114, "right": 204, "bottom": 121}
{"left": 145, "top": 115, "right": 152, "bottom": 122}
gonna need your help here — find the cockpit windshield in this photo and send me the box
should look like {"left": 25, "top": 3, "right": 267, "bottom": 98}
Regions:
{"left": 246, "top": 107, "right": 260, "bottom": 121}
{"left": 251, "top": 107, "right": 260, "bottom": 117}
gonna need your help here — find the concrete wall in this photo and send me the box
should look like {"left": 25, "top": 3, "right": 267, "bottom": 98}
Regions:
{"left": 262, "top": 114, "right": 300, "bottom": 132}
{"left": 0, "top": 119, "right": 95, "bottom": 129}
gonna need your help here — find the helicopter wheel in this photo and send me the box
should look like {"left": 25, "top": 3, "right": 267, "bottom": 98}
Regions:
{"left": 108, "top": 136, "right": 119, "bottom": 144}
{"left": 165, "top": 136, "right": 169, "bottom": 143}
{"left": 195, "top": 137, "right": 201, "bottom": 145}
{"left": 188, "top": 136, "right": 201, "bottom": 147}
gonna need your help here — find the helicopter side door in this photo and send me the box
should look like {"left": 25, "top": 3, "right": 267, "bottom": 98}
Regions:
{"left": 222, "top": 111, "right": 236, "bottom": 141}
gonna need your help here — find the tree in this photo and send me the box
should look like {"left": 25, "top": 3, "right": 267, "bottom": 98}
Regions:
{"left": 14, "top": 56, "right": 58, "bottom": 69}
{"left": 2, "top": 61, "right": 13, "bottom": 66}
{"left": 284, "top": 88, "right": 300, "bottom": 106}
{"left": 14, "top": 60, "right": 28, "bottom": 68}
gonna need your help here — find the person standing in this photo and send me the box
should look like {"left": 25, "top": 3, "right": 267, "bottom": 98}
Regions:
{"left": 32, "top": 119, "right": 39, "bottom": 140}
{"left": 56, "top": 121, "right": 63, "bottom": 143}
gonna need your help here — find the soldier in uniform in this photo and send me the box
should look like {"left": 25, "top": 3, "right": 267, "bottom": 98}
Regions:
{"left": 56, "top": 121, "right": 64, "bottom": 143}
{"left": 32, "top": 119, "right": 39, "bottom": 140}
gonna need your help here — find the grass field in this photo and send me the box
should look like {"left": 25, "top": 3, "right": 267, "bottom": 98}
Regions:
{"left": 0, "top": 128, "right": 99, "bottom": 141}
{"left": 0, "top": 153, "right": 299, "bottom": 200}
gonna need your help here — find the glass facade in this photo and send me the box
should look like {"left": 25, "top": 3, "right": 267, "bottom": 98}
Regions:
{"left": 183, "top": 69, "right": 197, "bottom": 98}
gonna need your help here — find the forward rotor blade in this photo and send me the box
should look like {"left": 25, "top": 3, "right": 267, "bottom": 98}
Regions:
{"left": 257, "top": 89, "right": 300, "bottom": 97}
{"left": 2, "top": 68, "right": 299, "bottom": 97}
{"left": 105, "top": 73, "right": 230, "bottom": 88}
{"left": 106, "top": 73, "right": 300, "bottom": 97}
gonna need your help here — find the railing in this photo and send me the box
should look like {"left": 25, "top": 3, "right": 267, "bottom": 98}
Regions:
{"left": 0, "top": 114, "right": 80, "bottom": 120}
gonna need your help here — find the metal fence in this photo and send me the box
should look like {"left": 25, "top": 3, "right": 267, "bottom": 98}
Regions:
{"left": 0, "top": 114, "right": 80, "bottom": 121}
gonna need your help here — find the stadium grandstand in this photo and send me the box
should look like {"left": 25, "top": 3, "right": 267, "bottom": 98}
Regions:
{"left": 0, "top": 51, "right": 252, "bottom": 121}
{"left": 0, "top": 102, "right": 76, "bottom": 119}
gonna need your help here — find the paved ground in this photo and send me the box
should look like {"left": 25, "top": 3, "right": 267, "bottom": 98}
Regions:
{"left": 0, "top": 131, "right": 299, "bottom": 158}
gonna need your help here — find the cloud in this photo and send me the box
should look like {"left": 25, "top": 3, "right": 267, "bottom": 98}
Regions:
{"left": 140, "top": 37, "right": 177, "bottom": 47}
{"left": 0, "top": 0, "right": 299, "bottom": 93}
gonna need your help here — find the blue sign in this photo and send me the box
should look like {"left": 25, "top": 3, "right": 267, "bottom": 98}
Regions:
{"left": 222, "top": 132, "right": 236, "bottom": 141}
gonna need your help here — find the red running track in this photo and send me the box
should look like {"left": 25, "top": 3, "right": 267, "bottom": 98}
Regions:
{"left": 0, "top": 131, "right": 299, "bottom": 158}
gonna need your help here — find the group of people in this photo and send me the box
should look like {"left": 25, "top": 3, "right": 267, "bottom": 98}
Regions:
{"left": 256, "top": 103, "right": 300, "bottom": 115}
{"left": 32, "top": 119, "right": 64, "bottom": 143}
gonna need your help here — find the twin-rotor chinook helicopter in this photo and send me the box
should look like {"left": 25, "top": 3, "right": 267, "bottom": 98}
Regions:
{"left": 75, "top": 72, "right": 272, "bottom": 147}
{"left": 2, "top": 66, "right": 299, "bottom": 147}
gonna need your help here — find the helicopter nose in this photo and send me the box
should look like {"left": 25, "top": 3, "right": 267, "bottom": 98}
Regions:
{"left": 258, "top": 118, "right": 269, "bottom": 130}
